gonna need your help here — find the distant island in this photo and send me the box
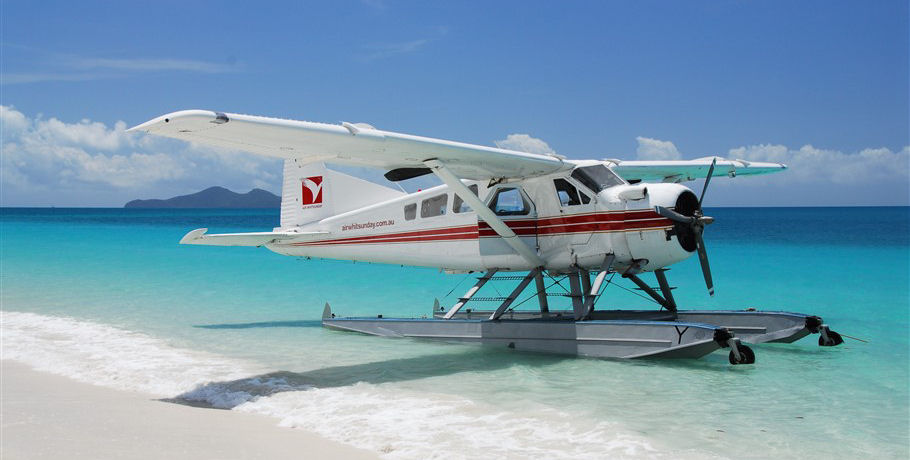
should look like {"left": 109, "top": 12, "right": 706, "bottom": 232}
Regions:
{"left": 124, "top": 186, "right": 280, "bottom": 208}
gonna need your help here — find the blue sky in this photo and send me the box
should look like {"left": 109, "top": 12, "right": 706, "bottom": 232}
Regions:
{"left": 1, "top": 0, "right": 907, "bottom": 206}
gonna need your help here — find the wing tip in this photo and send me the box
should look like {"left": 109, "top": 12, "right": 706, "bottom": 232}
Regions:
{"left": 179, "top": 228, "right": 209, "bottom": 245}
{"left": 127, "top": 110, "right": 218, "bottom": 133}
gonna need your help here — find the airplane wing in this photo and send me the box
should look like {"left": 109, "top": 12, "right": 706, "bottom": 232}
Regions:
{"left": 129, "top": 110, "right": 570, "bottom": 181}
{"left": 606, "top": 157, "right": 786, "bottom": 183}
{"left": 179, "top": 228, "right": 328, "bottom": 247}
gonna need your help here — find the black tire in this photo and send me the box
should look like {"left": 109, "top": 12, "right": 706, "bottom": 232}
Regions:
{"left": 819, "top": 331, "right": 844, "bottom": 347}
{"left": 728, "top": 344, "right": 756, "bottom": 365}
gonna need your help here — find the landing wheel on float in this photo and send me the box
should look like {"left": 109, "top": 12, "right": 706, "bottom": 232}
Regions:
{"left": 729, "top": 344, "right": 756, "bottom": 365}
{"left": 808, "top": 317, "right": 844, "bottom": 347}
{"left": 819, "top": 329, "right": 844, "bottom": 347}
{"left": 714, "top": 329, "right": 756, "bottom": 365}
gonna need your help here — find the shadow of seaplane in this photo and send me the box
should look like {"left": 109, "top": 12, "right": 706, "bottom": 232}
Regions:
{"left": 194, "top": 320, "right": 323, "bottom": 329}
{"left": 166, "top": 350, "right": 568, "bottom": 410}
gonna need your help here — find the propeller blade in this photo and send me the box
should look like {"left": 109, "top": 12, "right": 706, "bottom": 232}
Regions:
{"left": 695, "top": 232, "right": 714, "bottom": 296}
{"left": 698, "top": 158, "right": 717, "bottom": 207}
{"left": 654, "top": 205, "right": 695, "bottom": 224}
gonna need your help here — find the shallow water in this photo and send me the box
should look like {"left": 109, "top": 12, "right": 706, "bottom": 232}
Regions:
{"left": 2, "top": 207, "right": 908, "bottom": 459}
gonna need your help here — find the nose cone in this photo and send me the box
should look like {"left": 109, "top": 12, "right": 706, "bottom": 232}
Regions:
{"left": 668, "top": 190, "right": 700, "bottom": 252}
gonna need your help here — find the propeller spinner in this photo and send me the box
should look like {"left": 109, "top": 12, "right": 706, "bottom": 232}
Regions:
{"left": 654, "top": 158, "right": 717, "bottom": 296}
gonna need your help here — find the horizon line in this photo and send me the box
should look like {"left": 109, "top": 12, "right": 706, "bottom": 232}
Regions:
{"left": 1, "top": 205, "right": 908, "bottom": 209}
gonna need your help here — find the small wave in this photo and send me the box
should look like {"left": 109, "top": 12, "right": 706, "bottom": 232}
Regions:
{"left": 237, "top": 384, "right": 664, "bottom": 459}
{"left": 0, "top": 310, "right": 260, "bottom": 396}
{"left": 1, "top": 310, "right": 696, "bottom": 459}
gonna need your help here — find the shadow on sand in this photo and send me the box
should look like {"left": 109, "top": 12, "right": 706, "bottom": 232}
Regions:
{"left": 165, "top": 348, "right": 567, "bottom": 410}
{"left": 193, "top": 319, "right": 323, "bottom": 329}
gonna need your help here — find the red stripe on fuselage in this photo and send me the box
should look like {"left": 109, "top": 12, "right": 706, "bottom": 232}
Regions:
{"left": 293, "top": 232, "right": 478, "bottom": 246}
{"left": 289, "top": 225, "right": 479, "bottom": 246}
{"left": 285, "top": 210, "right": 672, "bottom": 247}
{"left": 478, "top": 210, "right": 672, "bottom": 236}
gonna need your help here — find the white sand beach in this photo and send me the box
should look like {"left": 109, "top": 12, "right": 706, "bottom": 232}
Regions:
{"left": 0, "top": 361, "right": 378, "bottom": 459}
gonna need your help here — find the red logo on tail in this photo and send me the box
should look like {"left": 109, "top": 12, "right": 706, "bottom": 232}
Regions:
{"left": 302, "top": 176, "right": 323, "bottom": 206}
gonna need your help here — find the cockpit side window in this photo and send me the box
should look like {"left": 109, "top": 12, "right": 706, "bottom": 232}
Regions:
{"left": 488, "top": 187, "right": 531, "bottom": 216}
{"left": 571, "top": 165, "right": 625, "bottom": 193}
{"left": 554, "top": 178, "right": 590, "bottom": 206}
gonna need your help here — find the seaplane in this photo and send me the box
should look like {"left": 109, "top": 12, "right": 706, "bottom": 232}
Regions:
{"left": 129, "top": 110, "right": 844, "bottom": 365}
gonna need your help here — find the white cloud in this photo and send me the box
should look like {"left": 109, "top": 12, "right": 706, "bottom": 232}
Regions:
{"left": 2, "top": 108, "right": 906, "bottom": 206}
{"left": 1, "top": 45, "right": 239, "bottom": 85}
{"left": 358, "top": 28, "right": 447, "bottom": 62}
{"left": 495, "top": 134, "right": 557, "bottom": 156}
{"left": 0, "top": 105, "right": 29, "bottom": 133}
{"left": 360, "top": 39, "right": 430, "bottom": 61}
{"left": 1, "top": 72, "right": 111, "bottom": 85}
{"left": 635, "top": 136, "right": 682, "bottom": 160}
{"left": 0, "top": 106, "right": 281, "bottom": 206}
{"left": 66, "top": 57, "right": 237, "bottom": 73}
{"left": 728, "top": 143, "right": 910, "bottom": 185}
{"left": 35, "top": 118, "right": 131, "bottom": 151}
{"left": 631, "top": 136, "right": 908, "bottom": 187}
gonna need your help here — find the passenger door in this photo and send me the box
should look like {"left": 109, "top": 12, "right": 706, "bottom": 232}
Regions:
{"left": 479, "top": 185, "right": 538, "bottom": 269}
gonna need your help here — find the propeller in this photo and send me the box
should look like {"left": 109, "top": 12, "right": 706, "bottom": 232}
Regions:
{"left": 654, "top": 158, "right": 717, "bottom": 296}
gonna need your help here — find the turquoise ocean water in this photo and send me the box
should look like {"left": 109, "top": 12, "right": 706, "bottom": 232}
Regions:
{"left": 1, "top": 207, "right": 908, "bottom": 459}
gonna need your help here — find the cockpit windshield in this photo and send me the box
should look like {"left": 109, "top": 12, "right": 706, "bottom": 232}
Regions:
{"left": 570, "top": 165, "right": 626, "bottom": 193}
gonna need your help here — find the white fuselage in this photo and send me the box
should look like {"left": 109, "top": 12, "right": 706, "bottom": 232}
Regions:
{"left": 267, "top": 161, "right": 697, "bottom": 273}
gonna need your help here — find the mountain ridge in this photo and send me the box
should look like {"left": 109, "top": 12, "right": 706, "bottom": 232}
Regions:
{"left": 124, "top": 186, "right": 280, "bottom": 208}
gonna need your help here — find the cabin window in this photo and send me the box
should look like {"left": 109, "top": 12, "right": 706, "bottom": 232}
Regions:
{"left": 404, "top": 203, "right": 417, "bottom": 220}
{"left": 488, "top": 187, "right": 531, "bottom": 216}
{"left": 420, "top": 194, "right": 448, "bottom": 218}
{"left": 553, "top": 178, "right": 591, "bottom": 206}
{"left": 452, "top": 184, "right": 479, "bottom": 213}
{"left": 571, "top": 165, "right": 625, "bottom": 193}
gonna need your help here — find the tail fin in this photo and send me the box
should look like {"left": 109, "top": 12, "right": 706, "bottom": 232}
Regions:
{"left": 278, "top": 160, "right": 405, "bottom": 230}
{"left": 280, "top": 160, "right": 329, "bottom": 228}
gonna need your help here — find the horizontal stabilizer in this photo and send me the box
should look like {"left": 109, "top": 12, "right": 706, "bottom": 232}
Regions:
{"left": 607, "top": 157, "right": 786, "bottom": 183}
{"left": 179, "top": 228, "right": 327, "bottom": 247}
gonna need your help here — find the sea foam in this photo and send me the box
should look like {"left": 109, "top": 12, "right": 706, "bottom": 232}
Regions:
{"left": 236, "top": 384, "right": 669, "bottom": 459}
{"left": 0, "top": 311, "right": 262, "bottom": 396}
{"left": 1, "top": 310, "right": 702, "bottom": 459}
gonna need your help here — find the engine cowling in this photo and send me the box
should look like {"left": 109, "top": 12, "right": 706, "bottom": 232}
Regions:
{"left": 612, "top": 183, "right": 699, "bottom": 272}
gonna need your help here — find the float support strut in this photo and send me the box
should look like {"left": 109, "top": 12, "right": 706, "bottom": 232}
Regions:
{"left": 654, "top": 269, "right": 677, "bottom": 313}
{"left": 568, "top": 268, "right": 586, "bottom": 320}
{"left": 581, "top": 254, "right": 615, "bottom": 320}
{"left": 534, "top": 270, "right": 549, "bottom": 313}
{"left": 490, "top": 268, "right": 541, "bottom": 320}
{"left": 624, "top": 273, "right": 674, "bottom": 311}
{"left": 579, "top": 268, "right": 592, "bottom": 304}
{"left": 444, "top": 269, "right": 498, "bottom": 319}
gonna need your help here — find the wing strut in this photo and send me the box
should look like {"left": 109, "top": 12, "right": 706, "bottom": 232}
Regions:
{"left": 424, "top": 159, "right": 545, "bottom": 268}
